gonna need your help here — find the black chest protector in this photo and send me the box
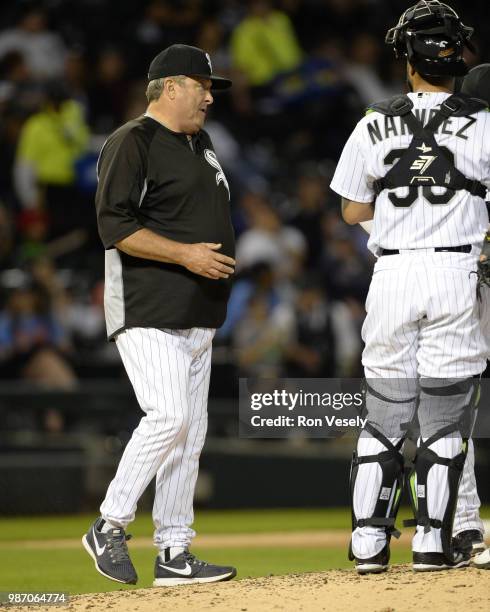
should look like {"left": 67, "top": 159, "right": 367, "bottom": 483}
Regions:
{"left": 368, "top": 93, "right": 487, "bottom": 199}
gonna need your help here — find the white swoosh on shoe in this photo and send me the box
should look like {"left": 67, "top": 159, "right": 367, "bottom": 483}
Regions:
{"left": 93, "top": 528, "right": 106, "bottom": 556}
{"left": 158, "top": 562, "right": 193, "bottom": 576}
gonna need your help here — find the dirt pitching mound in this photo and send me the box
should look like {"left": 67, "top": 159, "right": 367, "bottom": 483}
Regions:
{"left": 13, "top": 565, "right": 490, "bottom": 612}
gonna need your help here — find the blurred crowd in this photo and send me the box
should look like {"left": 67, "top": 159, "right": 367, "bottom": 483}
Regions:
{"left": 1, "top": 0, "right": 489, "bottom": 389}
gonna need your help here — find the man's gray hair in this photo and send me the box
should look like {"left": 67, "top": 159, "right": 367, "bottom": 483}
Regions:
{"left": 146, "top": 78, "right": 164, "bottom": 103}
{"left": 146, "top": 76, "right": 186, "bottom": 102}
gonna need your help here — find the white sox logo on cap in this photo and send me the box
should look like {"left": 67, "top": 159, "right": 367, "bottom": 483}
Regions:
{"left": 204, "top": 149, "right": 229, "bottom": 200}
{"left": 205, "top": 52, "right": 212, "bottom": 73}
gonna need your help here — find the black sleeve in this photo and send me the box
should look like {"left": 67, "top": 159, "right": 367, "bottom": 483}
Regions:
{"left": 95, "top": 127, "right": 149, "bottom": 249}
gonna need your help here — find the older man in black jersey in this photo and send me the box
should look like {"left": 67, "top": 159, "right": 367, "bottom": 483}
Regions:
{"left": 82, "top": 44, "right": 236, "bottom": 587}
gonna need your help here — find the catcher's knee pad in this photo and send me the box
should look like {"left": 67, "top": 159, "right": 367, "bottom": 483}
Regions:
{"left": 404, "top": 378, "right": 479, "bottom": 561}
{"left": 416, "top": 377, "right": 480, "bottom": 438}
{"left": 363, "top": 379, "right": 418, "bottom": 438}
{"left": 349, "top": 423, "right": 405, "bottom": 560}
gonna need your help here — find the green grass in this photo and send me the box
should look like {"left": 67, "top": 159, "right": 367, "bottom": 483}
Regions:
{"left": 0, "top": 509, "right": 352, "bottom": 542}
{"left": 0, "top": 507, "right": 487, "bottom": 594}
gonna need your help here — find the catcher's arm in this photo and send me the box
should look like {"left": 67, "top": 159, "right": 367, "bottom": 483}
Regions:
{"left": 341, "top": 197, "right": 374, "bottom": 225}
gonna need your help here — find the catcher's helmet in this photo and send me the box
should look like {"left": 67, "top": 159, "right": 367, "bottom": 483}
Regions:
{"left": 385, "top": 1, "right": 475, "bottom": 77}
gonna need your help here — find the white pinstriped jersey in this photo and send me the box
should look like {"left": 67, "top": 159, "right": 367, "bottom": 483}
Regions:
{"left": 330, "top": 92, "right": 490, "bottom": 256}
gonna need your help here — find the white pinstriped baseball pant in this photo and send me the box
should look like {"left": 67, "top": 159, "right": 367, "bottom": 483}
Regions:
{"left": 100, "top": 327, "right": 214, "bottom": 550}
{"left": 352, "top": 251, "right": 486, "bottom": 558}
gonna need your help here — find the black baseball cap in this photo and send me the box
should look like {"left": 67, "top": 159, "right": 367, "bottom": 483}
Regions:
{"left": 461, "top": 63, "right": 490, "bottom": 106}
{"left": 148, "top": 44, "right": 232, "bottom": 90}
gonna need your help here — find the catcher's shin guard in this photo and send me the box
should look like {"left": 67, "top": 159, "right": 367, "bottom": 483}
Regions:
{"left": 404, "top": 379, "right": 479, "bottom": 562}
{"left": 349, "top": 424, "right": 404, "bottom": 561}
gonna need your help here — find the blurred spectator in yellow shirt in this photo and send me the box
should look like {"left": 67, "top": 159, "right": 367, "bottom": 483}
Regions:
{"left": 14, "top": 81, "right": 90, "bottom": 240}
{"left": 231, "top": 1, "right": 302, "bottom": 88}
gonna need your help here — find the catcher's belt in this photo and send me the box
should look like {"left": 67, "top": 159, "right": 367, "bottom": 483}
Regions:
{"left": 380, "top": 245, "right": 472, "bottom": 256}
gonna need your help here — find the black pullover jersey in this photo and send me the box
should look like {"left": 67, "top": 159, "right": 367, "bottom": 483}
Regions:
{"left": 95, "top": 114, "right": 235, "bottom": 339}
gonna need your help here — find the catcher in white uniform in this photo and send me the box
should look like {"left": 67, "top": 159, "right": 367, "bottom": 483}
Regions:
{"left": 330, "top": 1, "right": 490, "bottom": 573}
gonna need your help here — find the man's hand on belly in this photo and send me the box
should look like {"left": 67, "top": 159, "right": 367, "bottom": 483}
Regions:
{"left": 180, "top": 243, "right": 235, "bottom": 280}
{"left": 115, "top": 229, "right": 235, "bottom": 279}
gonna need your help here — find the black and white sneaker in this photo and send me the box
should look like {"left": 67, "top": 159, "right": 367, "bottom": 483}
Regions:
{"left": 413, "top": 550, "right": 470, "bottom": 572}
{"left": 354, "top": 545, "right": 389, "bottom": 575}
{"left": 452, "top": 530, "right": 486, "bottom": 557}
{"left": 82, "top": 517, "right": 138, "bottom": 584}
{"left": 153, "top": 550, "right": 237, "bottom": 586}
